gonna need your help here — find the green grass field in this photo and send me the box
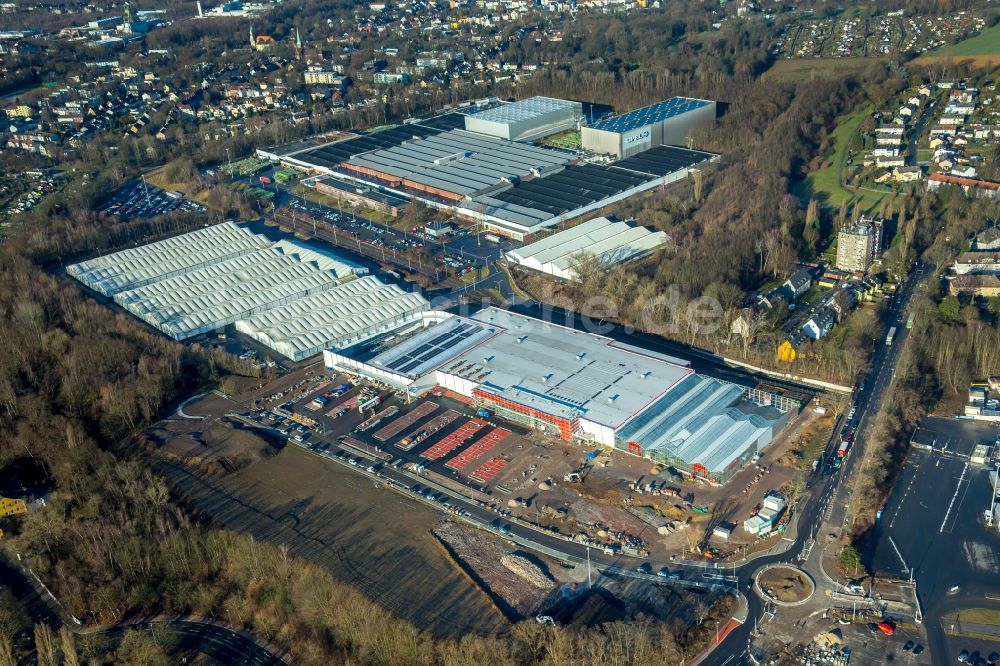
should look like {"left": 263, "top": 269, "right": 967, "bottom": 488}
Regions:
{"left": 912, "top": 21, "right": 1000, "bottom": 66}
{"left": 801, "top": 103, "right": 891, "bottom": 211}
{"left": 927, "top": 22, "right": 1000, "bottom": 57}
{"left": 541, "top": 130, "right": 581, "bottom": 150}
{"left": 762, "top": 57, "right": 887, "bottom": 83}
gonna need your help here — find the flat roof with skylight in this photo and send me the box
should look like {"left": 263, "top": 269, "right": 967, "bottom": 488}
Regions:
{"left": 465, "top": 96, "right": 581, "bottom": 125}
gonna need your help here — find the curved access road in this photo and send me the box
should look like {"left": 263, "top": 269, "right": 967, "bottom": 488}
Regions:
{"left": 0, "top": 554, "right": 292, "bottom": 665}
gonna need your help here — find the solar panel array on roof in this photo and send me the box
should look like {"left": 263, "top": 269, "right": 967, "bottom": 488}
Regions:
{"left": 412, "top": 112, "right": 469, "bottom": 131}
{"left": 372, "top": 317, "right": 495, "bottom": 378}
{"left": 589, "top": 97, "right": 711, "bottom": 134}
{"left": 613, "top": 145, "right": 716, "bottom": 177}
{"left": 294, "top": 123, "right": 445, "bottom": 169}
{"left": 490, "top": 163, "right": 655, "bottom": 216}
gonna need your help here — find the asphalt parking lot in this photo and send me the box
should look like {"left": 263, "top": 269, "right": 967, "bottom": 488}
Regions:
{"left": 835, "top": 622, "right": 930, "bottom": 665}
{"left": 99, "top": 179, "right": 206, "bottom": 218}
{"left": 868, "top": 418, "right": 1000, "bottom": 591}
{"left": 866, "top": 417, "right": 1000, "bottom": 664}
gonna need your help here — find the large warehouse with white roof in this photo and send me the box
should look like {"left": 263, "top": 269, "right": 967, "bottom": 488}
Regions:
{"left": 324, "top": 307, "right": 793, "bottom": 484}
{"left": 68, "top": 222, "right": 431, "bottom": 361}
{"left": 504, "top": 216, "right": 668, "bottom": 280}
{"left": 463, "top": 96, "right": 582, "bottom": 142}
{"left": 257, "top": 100, "right": 718, "bottom": 240}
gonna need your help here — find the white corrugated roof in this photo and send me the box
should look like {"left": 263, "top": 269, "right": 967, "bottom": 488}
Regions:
{"left": 68, "top": 225, "right": 391, "bottom": 356}
{"left": 66, "top": 222, "right": 270, "bottom": 296}
{"left": 345, "top": 129, "right": 570, "bottom": 197}
{"left": 506, "top": 217, "right": 667, "bottom": 279}
{"left": 114, "top": 244, "right": 352, "bottom": 339}
{"left": 455, "top": 308, "right": 692, "bottom": 428}
{"left": 234, "top": 276, "right": 430, "bottom": 360}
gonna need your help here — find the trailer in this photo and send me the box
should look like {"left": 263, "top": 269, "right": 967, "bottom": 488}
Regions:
{"left": 885, "top": 326, "right": 897, "bottom": 347}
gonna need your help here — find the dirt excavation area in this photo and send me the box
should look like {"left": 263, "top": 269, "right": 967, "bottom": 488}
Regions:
{"left": 433, "top": 521, "right": 575, "bottom": 620}
{"left": 154, "top": 442, "right": 508, "bottom": 639}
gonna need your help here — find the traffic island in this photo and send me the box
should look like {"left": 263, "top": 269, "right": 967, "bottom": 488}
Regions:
{"left": 755, "top": 564, "right": 815, "bottom": 606}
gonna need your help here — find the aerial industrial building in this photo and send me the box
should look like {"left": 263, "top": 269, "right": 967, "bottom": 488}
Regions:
{"left": 504, "top": 216, "right": 668, "bottom": 280}
{"left": 340, "top": 129, "right": 570, "bottom": 202}
{"left": 581, "top": 97, "right": 717, "bottom": 159}
{"left": 463, "top": 96, "right": 582, "bottom": 142}
{"left": 68, "top": 222, "right": 430, "bottom": 361}
{"left": 257, "top": 99, "right": 718, "bottom": 241}
{"left": 463, "top": 146, "right": 717, "bottom": 239}
{"left": 324, "top": 307, "right": 790, "bottom": 484}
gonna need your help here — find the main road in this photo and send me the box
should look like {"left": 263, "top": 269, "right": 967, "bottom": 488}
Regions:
{"left": 697, "top": 259, "right": 931, "bottom": 666}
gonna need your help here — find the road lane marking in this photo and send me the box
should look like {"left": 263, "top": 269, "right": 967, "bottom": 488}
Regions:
{"left": 939, "top": 462, "right": 968, "bottom": 533}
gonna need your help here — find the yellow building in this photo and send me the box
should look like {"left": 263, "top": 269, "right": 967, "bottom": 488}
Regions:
{"left": 6, "top": 105, "right": 32, "bottom": 118}
{"left": 776, "top": 339, "right": 797, "bottom": 363}
{"left": 0, "top": 497, "right": 27, "bottom": 518}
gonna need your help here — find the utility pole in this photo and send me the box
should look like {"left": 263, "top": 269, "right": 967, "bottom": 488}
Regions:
{"left": 587, "top": 546, "right": 592, "bottom": 589}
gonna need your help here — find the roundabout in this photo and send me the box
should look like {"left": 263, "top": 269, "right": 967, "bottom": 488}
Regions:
{"left": 754, "top": 564, "right": 815, "bottom": 607}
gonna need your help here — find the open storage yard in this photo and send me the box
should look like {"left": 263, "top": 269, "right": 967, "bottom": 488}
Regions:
{"left": 150, "top": 354, "right": 826, "bottom": 572}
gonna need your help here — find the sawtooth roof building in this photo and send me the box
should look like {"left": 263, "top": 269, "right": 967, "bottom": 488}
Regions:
{"left": 68, "top": 222, "right": 430, "bottom": 361}
{"left": 324, "top": 307, "right": 792, "bottom": 484}
{"left": 340, "top": 129, "right": 571, "bottom": 202}
{"left": 257, "top": 105, "right": 718, "bottom": 241}
{"left": 504, "top": 216, "right": 668, "bottom": 280}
